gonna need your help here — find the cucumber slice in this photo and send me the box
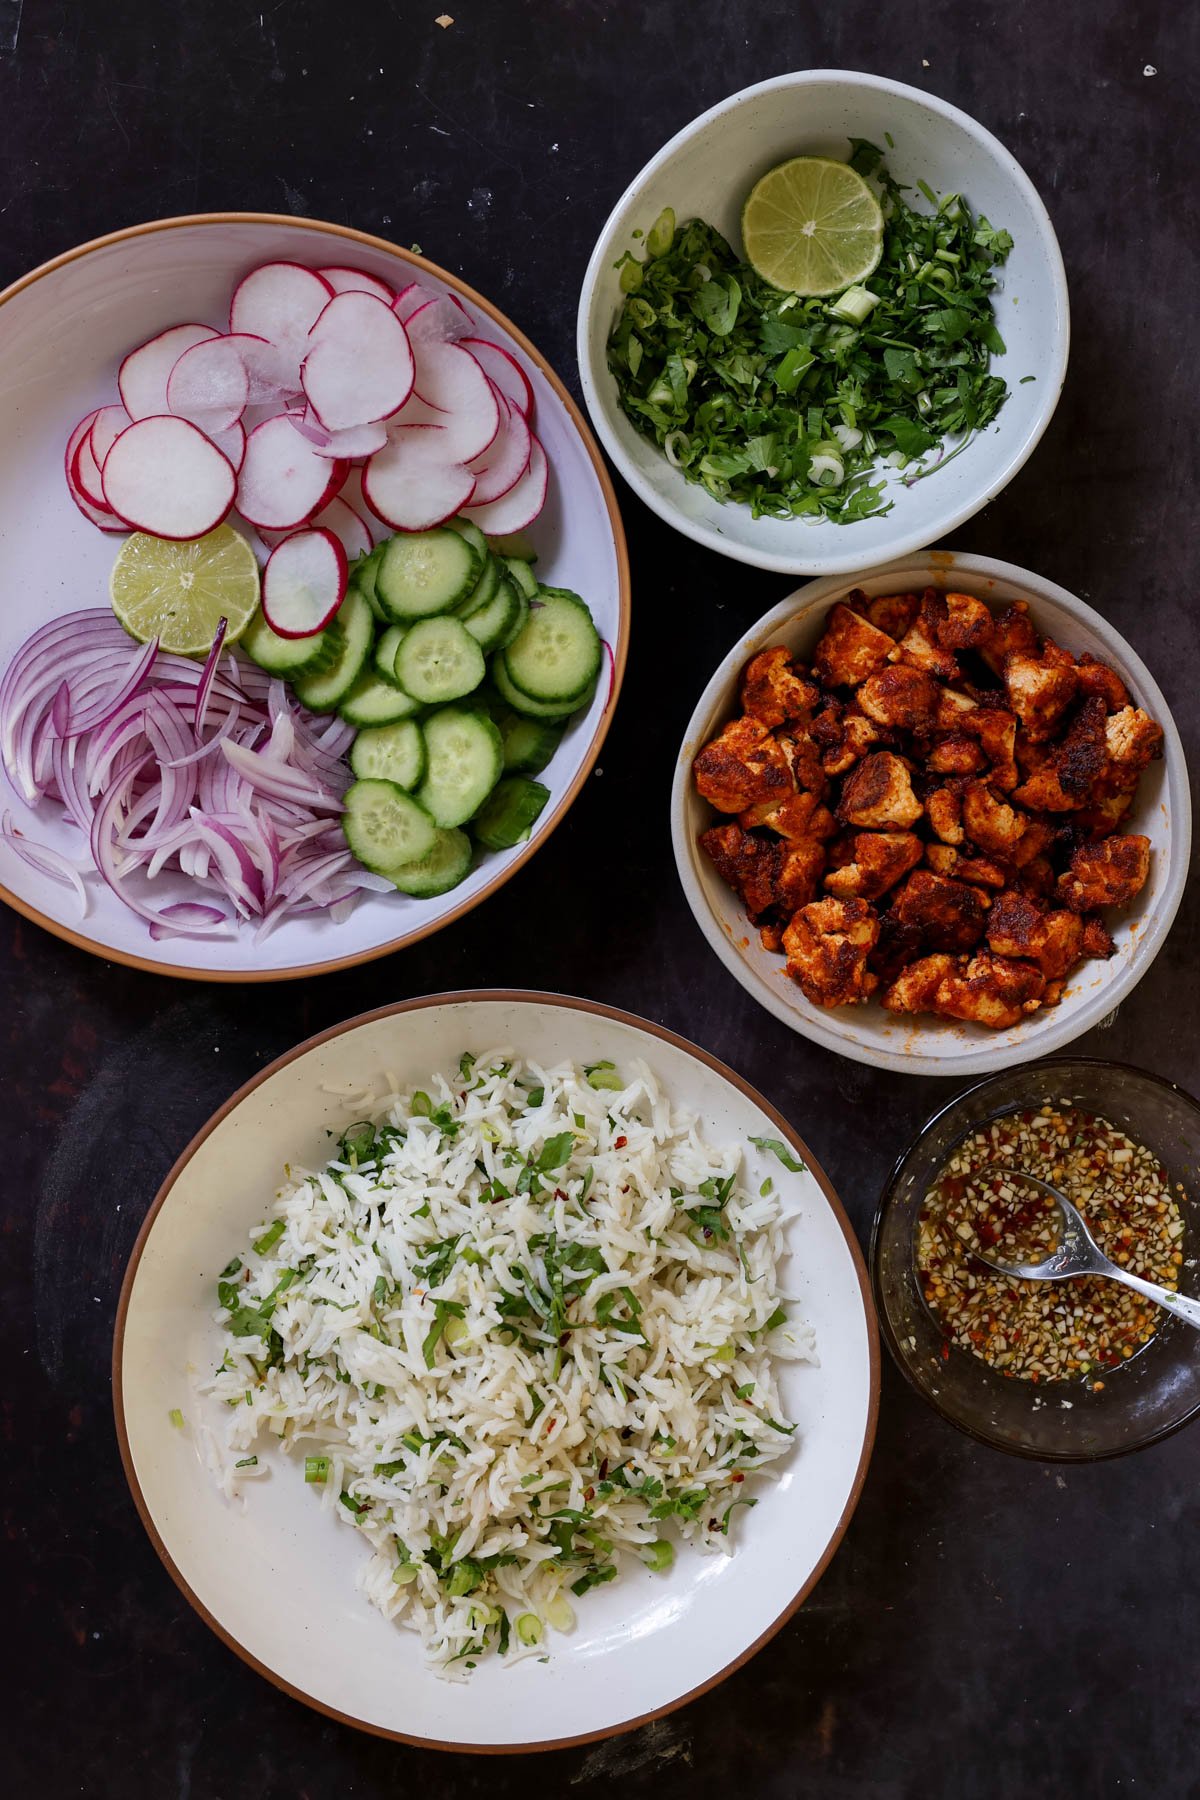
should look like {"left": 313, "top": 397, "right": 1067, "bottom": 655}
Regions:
{"left": 503, "top": 556, "right": 538, "bottom": 602}
{"left": 241, "top": 609, "right": 344, "bottom": 678}
{"left": 471, "top": 777, "right": 550, "bottom": 851}
{"left": 446, "top": 517, "right": 488, "bottom": 561}
{"left": 351, "top": 549, "right": 387, "bottom": 622}
{"left": 343, "top": 778, "right": 437, "bottom": 873}
{"left": 373, "top": 622, "right": 407, "bottom": 685}
{"left": 385, "top": 826, "right": 473, "bottom": 897}
{"left": 462, "top": 577, "right": 525, "bottom": 656}
{"left": 338, "top": 672, "right": 422, "bottom": 727}
{"left": 503, "top": 589, "right": 601, "bottom": 704}
{"left": 416, "top": 706, "right": 503, "bottom": 828}
{"left": 349, "top": 719, "right": 426, "bottom": 789}
{"left": 394, "top": 616, "right": 486, "bottom": 705}
{"left": 492, "top": 651, "right": 592, "bottom": 720}
{"left": 292, "top": 587, "right": 373, "bottom": 711}
{"left": 502, "top": 715, "right": 564, "bottom": 774}
{"left": 377, "top": 528, "right": 480, "bottom": 621}
{"left": 455, "top": 553, "right": 500, "bottom": 619}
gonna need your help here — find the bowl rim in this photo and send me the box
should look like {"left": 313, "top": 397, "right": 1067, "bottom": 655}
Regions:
{"left": 670, "top": 550, "right": 1192, "bottom": 1075}
{"left": 576, "top": 67, "right": 1071, "bottom": 576}
{"left": 869, "top": 1054, "right": 1200, "bottom": 1461}
{"left": 0, "top": 211, "right": 632, "bottom": 983}
{"left": 111, "top": 987, "right": 881, "bottom": 1752}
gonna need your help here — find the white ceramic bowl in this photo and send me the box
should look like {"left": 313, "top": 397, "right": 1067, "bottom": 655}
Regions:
{"left": 114, "top": 992, "right": 878, "bottom": 1750}
{"left": 672, "top": 553, "right": 1190, "bottom": 1077}
{"left": 578, "top": 71, "right": 1069, "bottom": 576}
{"left": 0, "top": 214, "right": 629, "bottom": 981}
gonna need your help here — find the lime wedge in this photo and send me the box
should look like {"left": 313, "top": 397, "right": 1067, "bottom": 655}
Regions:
{"left": 110, "top": 525, "right": 261, "bottom": 656}
{"left": 741, "top": 156, "right": 883, "bottom": 297}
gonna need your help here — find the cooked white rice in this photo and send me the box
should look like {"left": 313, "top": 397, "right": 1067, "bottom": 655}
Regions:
{"left": 205, "top": 1051, "right": 812, "bottom": 1672}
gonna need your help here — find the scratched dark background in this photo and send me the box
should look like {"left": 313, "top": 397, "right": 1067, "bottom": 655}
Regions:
{"left": 3, "top": 0, "right": 1200, "bottom": 1794}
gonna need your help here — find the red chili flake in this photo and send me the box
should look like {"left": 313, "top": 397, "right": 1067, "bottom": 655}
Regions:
{"left": 614, "top": 1135, "right": 628, "bottom": 1149}
{"left": 598, "top": 1459, "right": 609, "bottom": 1480}
{"left": 731, "top": 1471, "right": 744, "bottom": 1484}
{"left": 583, "top": 1486, "right": 595, "bottom": 1502}
{"left": 941, "top": 1345, "right": 950, "bottom": 1361}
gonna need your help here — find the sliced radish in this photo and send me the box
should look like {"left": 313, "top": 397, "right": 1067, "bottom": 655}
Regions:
{"left": 341, "top": 465, "right": 392, "bottom": 541}
{"left": 404, "top": 293, "right": 472, "bottom": 346}
{"left": 102, "top": 415, "right": 237, "bottom": 539}
{"left": 363, "top": 426, "right": 476, "bottom": 531}
{"left": 311, "top": 493, "right": 374, "bottom": 559}
{"left": 261, "top": 527, "right": 348, "bottom": 637}
{"left": 230, "top": 263, "right": 334, "bottom": 398}
{"left": 318, "top": 265, "right": 395, "bottom": 304}
{"left": 404, "top": 340, "right": 500, "bottom": 462}
{"left": 90, "top": 404, "right": 133, "bottom": 469}
{"left": 302, "top": 291, "right": 415, "bottom": 430}
{"left": 65, "top": 412, "right": 124, "bottom": 531}
{"left": 205, "top": 417, "right": 247, "bottom": 472}
{"left": 461, "top": 336, "right": 535, "bottom": 418}
{"left": 463, "top": 434, "right": 548, "bottom": 534}
{"left": 309, "top": 417, "right": 389, "bottom": 460}
{"left": 119, "top": 324, "right": 219, "bottom": 421}
{"left": 167, "top": 334, "right": 252, "bottom": 432}
{"left": 393, "top": 281, "right": 433, "bottom": 324}
{"left": 75, "top": 425, "right": 108, "bottom": 508}
{"left": 237, "top": 414, "right": 346, "bottom": 529}
{"left": 468, "top": 390, "right": 532, "bottom": 505}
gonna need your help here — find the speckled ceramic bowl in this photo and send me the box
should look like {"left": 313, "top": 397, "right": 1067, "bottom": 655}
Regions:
{"left": 671, "top": 551, "right": 1189, "bottom": 1077}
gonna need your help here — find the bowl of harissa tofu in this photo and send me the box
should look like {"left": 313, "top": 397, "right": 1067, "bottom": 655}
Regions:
{"left": 671, "top": 553, "right": 1189, "bottom": 1076}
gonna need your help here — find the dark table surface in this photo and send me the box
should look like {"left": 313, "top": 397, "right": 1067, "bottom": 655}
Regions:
{"left": 4, "top": 1, "right": 1199, "bottom": 1794}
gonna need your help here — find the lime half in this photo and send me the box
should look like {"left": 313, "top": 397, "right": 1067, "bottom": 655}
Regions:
{"left": 110, "top": 525, "right": 261, "bottom": 656}
{"left": 742, "top": 156, "right": 883, "bottom": 297}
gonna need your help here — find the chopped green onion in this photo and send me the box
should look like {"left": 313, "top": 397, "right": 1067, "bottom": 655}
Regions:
{"left": 219, "top": 1256, "right": 243, "bottom": 1278}
{"left": 543, "top": 1592, "right": 575, "bottom": 1632}
{"left": 515, "top": 1611, "right": 543, "bottom": 1646}
{"left": 252, "top": 1220, "right": 285, "bottom": 1256}
{"left": 828, "top": 284, "right": 879, "bottom": 324}
{"left": 646, "top": 206, "right": 676, "bottom": 258}
{"left": 168, "top": 1408, "right": 184, "bottom": 1429}
{"left": 750, "top": 1136, "right": 806, "bottom": 1173}
{"left": 235, "top": 1455, "right": 258, "bottom": 1469}
{"left": 584, "top": 1062, "right": 624, "bottom": 1092}
{"left": 641, "top": 1539, "right": 674, "bottom": 1573}
{"left": 305, "top": 1456, "right": 329, "bottom": 1484}
{"left": 392, "top": 1562, "right": 419, "bottom": 1586}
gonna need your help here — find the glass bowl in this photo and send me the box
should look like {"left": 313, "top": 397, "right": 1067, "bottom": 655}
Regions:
{"left": 871, "top": 1059, "right": 1200, "bottom": 1460}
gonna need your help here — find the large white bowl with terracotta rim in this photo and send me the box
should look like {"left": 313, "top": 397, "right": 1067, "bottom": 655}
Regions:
{"left": 0, "top": 214, "right": 629, "bottom": 981}
{"left": 577, "top": 69, "right": 1069, "bottom": 575}
{"left": 113, "top": 991, "right": 878, "bottom": 1751}
{"left": 671, "top": 552, "right": 1189, "bottom": 1077}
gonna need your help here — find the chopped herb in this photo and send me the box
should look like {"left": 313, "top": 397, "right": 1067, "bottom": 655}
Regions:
{"left": 339, "top": 1120, "right": 377, "bottom": 1165}
{"left": 584, "top": 1061, "right": 624, "bottom": 1092}
{"left": 535, "top": 1132, "right": 575, "bottom": 1172}
{"left": 749, "top": 1136, "right": 807, "bottom": 1173}
{"left": 235, "top": 1455, "right": 258, "bottom": 1469}
{"left": 219, "top": 1256, "right": 243, "bottom": 1279}
{"left": 305, "top": 1456, "right": 329, "bottom": 1483}
{"left": 721, "top": 1495, "right": 758, "bottom": 1535}
{"left": 764, "top": 1305, "right": 788, "bottom": 1332}
{"left": 458, "top": 1051, "right": 475, "bottom": 1080}
{"left": 422, "top": 1299, "right": 465, "bottom": 1367}
{"left": 340, "top": 1489, "right": 369, "bottom": 1518}
{"left": 526, "top": 1086, "right": 545, "bottom": 1108}
{"left": 168, "top": 1408, "right": 184, "bottom": 1429}
{"left": 252, "top": 1219, "right": 285, "bottom": 1256}
{"left": 571, "top": 1562, "right": 618, "bottom": 1598}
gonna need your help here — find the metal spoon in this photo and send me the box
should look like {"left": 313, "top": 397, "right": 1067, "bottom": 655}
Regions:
{"left": 970, "top": 1167, "right": 1200, "bottom": 1331}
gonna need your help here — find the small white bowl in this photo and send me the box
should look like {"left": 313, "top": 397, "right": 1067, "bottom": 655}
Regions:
{"left": 671, "top": 553, "right": 1190, "bottom": 1078}
{"left": 578, "top": 70, "right": 1069, "bottom": 576}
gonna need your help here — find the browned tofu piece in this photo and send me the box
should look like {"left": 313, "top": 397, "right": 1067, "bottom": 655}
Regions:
{"left": 891, "top": 869, "right": 989, "bottom": 952}
{"left": 962, "top": 782, "right": 1028, "bottom": 857}
{"left": 814, "top": 706, "right": 882, "bottom": 776}
{"left": 1057, "top": 834, "right": 1151, "bottom": 912}
{"left": 927, "top": 786, "right": 965, "bottom": 845}
{"left": 693, "top": 715, "right": 793, "bottom": 814}
{"left": 774, "top": 840, "right": 827, "bottom": 911}
{"left": 777, "top": 727, "right": 828, "bottom": 796}
{"left": 927, "top": 733, "right": 988, "bottom": 777}
{"left": 1012, "top": 696, "right": 1109, "bottom": 811}
{"left": 739, "top": 647, "right": 820, "bottom": 727}
{"left": 783, "top": 896, "right": 880, "bottom": 1008}
{"left": 932, "top": 952, "right": 1046, "bottom": 1029}
{"left": 823, "top": 830, "right": 923, "bottom": 901}
{"left": 1008, "top": 816, "right": 1056, "bottom": 869}
{"left": 760, "top": 921, "right": 784, "bottom": 952}
{"left": 927, "top": 845, "right": 1009, "bottom": 887}
{"left": 699, "top": 824, "right": 780, "bottom": 919}
{"left": 1003, "top": 653, "right": 1078, "bottom": 743}
{"left": 865, "top": 591, "right": 920, "bottom": 640}
{"left": 972, "top": 706, "right": 1019, "bottom": 791}
{"left": 1075, "top": 653, "right": 1130, "bottom": 713}
{"left": 857, "top": 665, "right": 942, "bottom": 734}
{"left": 1105, "top": 706, "right": 1163, "bottom": 783}
{"left": 881, "top": 953, "right": 957, "bottom": 1015}
{"left": 986, "top": 890, "right": 1084, "bottom": 980}
{"left": 937, "top": 591, "right": 994, "bottom": 652}
{"left": 1082, "top": 916, "right": 1116, "bottom": 959}
{"left": 838, "top": 752, "right": 923, "bottom": 830}
{"left": 812, "top": 603, "right": 897, "bottom": 688}
{"left": 894, "top": 592, "right": 962, "bottom": 682}
{"left": 933, "top": 686, "right": 980, "bottom": 733}
{"left": 739, "top": 789, "right": 835, "bottom": 841}
{"left": 1074, "top": 790, "right": 1134, "bottom": 838}
{"left": 978, "top": 600, "right": 1040, "bottom": 675}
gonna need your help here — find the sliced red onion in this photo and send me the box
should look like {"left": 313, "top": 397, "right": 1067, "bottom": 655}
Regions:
{"left": 194, "top": 618, "right": 228, "bottom": 736}
{"left": 149, "top": 902, "right": 232, "bottom": 941}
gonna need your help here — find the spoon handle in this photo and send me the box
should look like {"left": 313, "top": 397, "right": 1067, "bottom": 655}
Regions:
{"left": 1105, "top": 1266, "right": 1200, "bottom": 1331}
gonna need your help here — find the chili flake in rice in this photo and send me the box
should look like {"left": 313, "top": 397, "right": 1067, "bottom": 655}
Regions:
{"left": 204, "top": 1052, "right": 810, "bottom": 1673}
{"left": 918, "top": 1105, "right": 1185, "bottom": 1385}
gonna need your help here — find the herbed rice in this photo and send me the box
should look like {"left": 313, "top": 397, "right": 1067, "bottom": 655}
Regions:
{"left": 205, "top": 1051, "right": 813, "bottom": 1673}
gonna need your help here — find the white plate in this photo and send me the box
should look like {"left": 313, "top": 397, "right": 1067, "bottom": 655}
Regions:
{"left": 578, "top": 70, "right": 1069, "bottom": 575}
{"left": 672, "top": 553, "right": 1190, "bottom": 1076}
{"left": 114, "top": 993, "right": 878, "bottom": 1750}
{"left": 0, "top": 215, "right": 629, "bottom": 980}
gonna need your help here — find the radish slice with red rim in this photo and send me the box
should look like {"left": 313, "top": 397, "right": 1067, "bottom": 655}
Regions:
{"left": 205, "top": 417, "right": 247, "bottom": 472}
{"left": 65, "top": 413, "right": 124, "bottom": 530}
{"left": 463, "top": 433, "right": 548, "bottom": 533}
{"left": 403, "top": 293, "right": 471, "bottom": 345}
{"left": 309, "top": 418, "right": 389, "bottom": 460}
{"left": 363, "top": 425, "right": 476, "bottom": 531}
{"left": 460, "top": 336, "right": 535, "bottom": 418}
{"left": 310, "top": 494, "right": 374, "bottom": 560}
{"left": 75, "top": 424, "right": 109, "bottom": 508}
{"left": 230, "top": 264, "right": 334, "bottom": 399}
{"left": 119, "top": 324, "right": 219, "bottom": 421}
{"left": 102, "top": 415, "right": 237, "bottom": 539}
{"left": 468, "top": 390, "right": 533, "bottom": 505}
{"left": 341, "top": 466, "right": 392, "bottom": 541}
{"left": 302, "top": 291, "right": 415, "bottom": 430}
{"left": 261, "top": 528, "right": 348, "bottom": 637}
{"left": 237, "top": 414, "right": 346, "bottom": 530}
{"left": 167, "top": 334, "right": 252, "bottom": 432}
{"left": 90, "top": 404, "right": 133, "bottom": 470}
{"left": 318, "top": 265, "right": 395, "bottom": 304}
{"left": 393, "top": 281, "right": 433, "bottom": 324}
{"left": 404, "top": 340, "right": 500, "bottom": 461}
